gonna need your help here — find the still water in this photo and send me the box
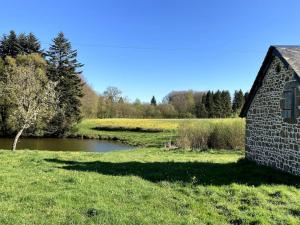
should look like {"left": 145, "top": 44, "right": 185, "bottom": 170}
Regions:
{"left": 0, "top": 138, "right": 133, "bottom": 152}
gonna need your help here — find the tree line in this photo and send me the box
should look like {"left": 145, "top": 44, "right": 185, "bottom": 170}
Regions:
{"left": 82, "top": 86, "right": 247, "bottom": 119}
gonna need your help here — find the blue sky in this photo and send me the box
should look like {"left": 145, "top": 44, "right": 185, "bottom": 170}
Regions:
{"left": 1, "top": 0, "right": 300, "bottom": 102}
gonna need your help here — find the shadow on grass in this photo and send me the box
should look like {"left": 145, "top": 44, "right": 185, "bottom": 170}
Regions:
{"left": 45, "top": 158, "right": 300, "bottom": 186}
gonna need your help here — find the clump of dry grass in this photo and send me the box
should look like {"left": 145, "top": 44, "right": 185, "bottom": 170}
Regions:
{"left": 176, "top": 119, "right": 245, "bottom": 150}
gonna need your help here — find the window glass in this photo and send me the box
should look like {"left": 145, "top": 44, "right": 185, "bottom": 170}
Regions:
{"left": 283, "top": 91, "right": 293, "bottom": 110}
{"left": 282, "top": 89, "right": 294, "bottom": 119}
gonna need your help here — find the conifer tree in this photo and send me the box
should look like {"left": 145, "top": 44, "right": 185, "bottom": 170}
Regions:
{"left": 46, "top": 32, "right": 83, "bottom": 135}
{"left": 151, "top": 96, "right": 157, "bottom": 106}
{"left": 26, "top": 32, "right": 41, "bottom": 54}
{"left": 232, "top": 89, "right": 245, "bottom": 115}
{"left": 17, "top": 33, "right": 28, "bottom": 54}
{"left": 195, "top": 94, "right": 208, "bottom": 118}
{"left": 205, "top": 91, "right": 214, "bottom": 118}
{"left": 0, "top": 31, "right": 21, "bottom": 58}
{"left": 221, "top": 90, "right": 232, "bottom": 117}
{"left": 0, "top": 31, "right": 42, "bottom": 58}
{"left": 213, "top": 90, "right": 223, "bottom": 118}
{"left": 244, "top": 92, "right": 249, "bottom": 102}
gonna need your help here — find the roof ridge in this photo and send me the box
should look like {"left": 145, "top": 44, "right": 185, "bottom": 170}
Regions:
{"left": 240, "top": 45, "right": 300, "bottom": 117}
{"left": 273, "top": 45, "right": 300, "bottom": 48}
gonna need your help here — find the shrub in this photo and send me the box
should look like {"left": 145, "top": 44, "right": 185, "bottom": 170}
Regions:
{"left": 210, "top": 121, "right": 245, "bottom": 150}
{"left": 176, "top": 119, "right": 245, "bottom": 150}
{"left": 177, "top": 122, "right": 212, "bottom": 150}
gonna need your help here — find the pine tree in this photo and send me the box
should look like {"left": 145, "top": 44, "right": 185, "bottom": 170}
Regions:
{"left": 221, "top": 90, "right": 232, "bottom": 117}
{"left": 46, "top": 32, "right": 84, "bottom": 135}
{"left": 205, "top": 91, "right": 214, "bottom": 118}
{"left": 195, "top": 94, "right": 208, "bottom": 118}
{"left": 232, "top": 89, "right": 245, "bottom": 115}
{"left": 17, "top": 33, "right": 28, "bottom": 54}
{"left": 0, "top": 31, "right": 41, "bottom": 58}
{"left": 213, "top": 91, "right": 222, "bottom": 118}
{"left": 244, "top": 92, "right": 249, "bottom": 102}
{"left": 151, "top": 96, "right": 157, "bottom": 106}
{"left": 26, "top": 32, "right": 42, "bottom": 54}
{"left": 0, "top": 31, "right": 21, "bottom": 58}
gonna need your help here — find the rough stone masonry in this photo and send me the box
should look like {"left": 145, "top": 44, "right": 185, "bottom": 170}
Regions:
{"left": 241, "top": 46, "right": 300, "bottom": 176}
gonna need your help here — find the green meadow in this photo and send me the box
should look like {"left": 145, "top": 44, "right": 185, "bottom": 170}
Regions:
{"left": 0, "top": 148, "right": 300, "bottom": 225}
{"left": 0, "top": 118, "right": 299, "bottom": 225}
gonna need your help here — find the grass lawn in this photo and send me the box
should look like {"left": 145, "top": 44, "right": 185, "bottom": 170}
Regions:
{"left": 73, "top": 118, "right": 244, "bottom": 147}
{"left": 0, "top": 148, "right": 300, "bottom": 225}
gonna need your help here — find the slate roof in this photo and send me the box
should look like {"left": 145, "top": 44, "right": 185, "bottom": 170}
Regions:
{"left": 275, "top": 46, "right": 300, "bottom": 76}
{"left": 240, "top": 45, "right": 300, "bottom": 117}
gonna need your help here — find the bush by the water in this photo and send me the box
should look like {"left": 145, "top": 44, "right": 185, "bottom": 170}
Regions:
{"left": 176, "top": 119, "right": 245, "bottom": 150}
{"left": 93, "top": 125, "right": 163, "bottom": 133}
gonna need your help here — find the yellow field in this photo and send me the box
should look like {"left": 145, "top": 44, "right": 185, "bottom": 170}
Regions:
{"left": 80, "top": 118, "right": 245, "bottom": 131}
{"left": 82, "top": 118, "right": 180, "bottom": 130}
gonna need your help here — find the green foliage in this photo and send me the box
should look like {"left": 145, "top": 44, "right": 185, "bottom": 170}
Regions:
{"left": 150, "top": 96, "right": 157, "bottom": 106}
{"left": 232, "top": 89, "right": 245, "bottom": 115}
{"left": 0, "top": 58, "right": 5, "bottom": 135}
{"left": 205, "top": 91, "right": 214, "bottom": 118}
{"left": 47, "top": 32, "right": 84, "bottom": 135}
{"left": 0, "top": 54, "right": 56, "bottom": 134}
{"left": 158, "top": 104, "right": 178, "bottom": 118}
{"left": 220, "top": 90, "right": 232, "bottom": 117}
{"left": 0, "top": 31, "right": 84, "bottom": 137}
{"left": 195, "top": 94, "right": 208, "bottom": 118}
{"left": 26, "top": 32, "right": 41, "bottom": 54}
{"left": 0, "top": 31, "right": 42, "bottom": 58}
{"left": 0, "top": 31, "right": 21, "bottom": 58}
{"left": 0, "top": 57, "right": 4, "bottom": 78}
{"left": 0, "top": 149, "right": 299, "bottom": 224}
{"left": 165, "top": 91, "right": 196, "bottom": 117}
{"left": 212, "top": 90, "right": 223, "bottom": 118}
{"left": 80, "top": 79, "right": 99, "bottom": 118}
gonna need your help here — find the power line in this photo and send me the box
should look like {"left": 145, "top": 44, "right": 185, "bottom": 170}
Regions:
{"left": 41, "top": 41, "right": 201, "bottom": 51}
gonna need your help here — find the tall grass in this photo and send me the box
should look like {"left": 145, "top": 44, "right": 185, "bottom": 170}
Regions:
{"left": 176, "top": 119, "right": 245, "bottom": 150}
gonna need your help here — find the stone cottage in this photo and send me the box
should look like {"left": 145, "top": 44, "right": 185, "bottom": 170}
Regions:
{"left": 240, "top": 46, "right": 300, "bottom": 176}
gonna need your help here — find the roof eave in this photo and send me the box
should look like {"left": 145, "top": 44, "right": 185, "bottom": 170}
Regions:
{"left": 239, "top": 46, "right": 276, "bottom": 117}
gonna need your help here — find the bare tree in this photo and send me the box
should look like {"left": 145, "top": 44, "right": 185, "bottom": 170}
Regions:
{"left": 0, "top": 54, "right": 57, "bottom": 151}
{"left": 103, "top": 86, "right": 122, "bottom": 103}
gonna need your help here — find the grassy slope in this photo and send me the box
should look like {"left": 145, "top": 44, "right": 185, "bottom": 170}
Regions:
{"left": 0, "top": 148, "right": 300, "bottom": 225}
{"left": 73, "top": 118, "right": 244, "bottom": 147}
{"left": 73, "top": 119, "right": 179, "bottom": 146}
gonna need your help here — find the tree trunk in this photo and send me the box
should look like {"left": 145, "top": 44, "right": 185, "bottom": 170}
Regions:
{"left": 12, "top": 127, "right": 25, "bottom": 151}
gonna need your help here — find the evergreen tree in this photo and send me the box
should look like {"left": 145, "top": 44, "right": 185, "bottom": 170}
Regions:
{"left": 205, "top": 91, "right": 214, "bottom": 118}
{"left": 0, "top": 31, "right": 42, "bottom": 58}
{"left": 244, "top": 92, "right": 249, "bottom": 102}
{"left": 0, "top": 31, "right": 21, "bottom": 58}
{"left": 212, "top": 91, "right": 222, "bottom": 118}
{"left": 26, "top": 32, "right": 41, "bottom": 54}
{"left": 17, "top": 33, "right": 28, "bottom": 54}
{"left": 195, "top": 94, "right": 208, "bottom": 118}
{"left": 151, "top": 96, "right": 157, "bottom": 106}
{"left": 221, "top": 90, "right": 232, "bottom": 117}
{"left": 46, "top": 32, "right": 83, "bottom": 135}
{"left": 232, "top": 89, "right": 245, "bottom": 115}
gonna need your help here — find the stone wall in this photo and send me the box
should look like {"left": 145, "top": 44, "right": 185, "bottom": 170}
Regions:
{"left": 246, "top": 56, "right": 300, "bottom": 176}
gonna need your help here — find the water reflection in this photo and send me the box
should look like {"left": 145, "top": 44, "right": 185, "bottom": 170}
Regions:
{"left": 0, "top": 138, "right": 133, "bottom": 152}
